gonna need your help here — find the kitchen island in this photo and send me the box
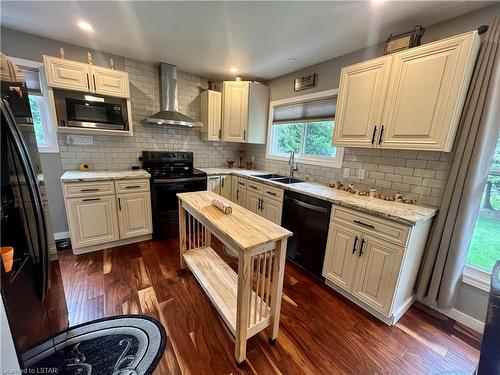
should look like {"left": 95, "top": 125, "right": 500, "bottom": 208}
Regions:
{"left": 177, "top": 191, "right": 292, "bottom": 365}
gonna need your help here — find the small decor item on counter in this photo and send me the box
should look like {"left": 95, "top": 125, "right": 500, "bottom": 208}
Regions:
{"left": 79, "top": 163, "right": 90, "bottom": 171}
{"left": 245, "top": 161, "right": 253, "bottom": 169}
{"left": 395, "top": 193, "right": 403, "bottom": 202}
{"left": 109, "top": 57, "right": 115, "bottom": 69}
{"left": 211, "top": 198, "right": 232, "bottom": 214}
{"left": 294, "top": 73, "right": 317, "bottom": 92}
{"left": 1, "top": 247, "right": 14, "bottom": 272}
{"left": 384, "top": 25, "right": 425, "bottom": 55}
{"left": 131, "top": 165, "right": 141, "bottom": 171}
{"left": 208, "top": 81, "right": 217, "bottom": 90}
{"left": 59, "top": 47, "right": 65, "bottom": 59}
{"left": 227, "top": 160, "right": 235, "bottom": 168}
{"left": 87, "top": 51, "right": 93, "bottom": 65}
{"left": 369, "top": 188, "right": 377, "bottom": 197}
{"left": 238, "top": 150, "right": 245, "bottom": 168}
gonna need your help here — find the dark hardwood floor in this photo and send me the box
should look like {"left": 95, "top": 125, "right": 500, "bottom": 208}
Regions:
{"left": 48, "top": 238, "right": 480, "bottom": 374}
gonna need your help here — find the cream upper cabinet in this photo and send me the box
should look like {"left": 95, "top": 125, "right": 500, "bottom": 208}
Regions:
{"left": 207, "top": 176, "right": 221, "bottom": 195}
{"left": 261, "top": 197, "right": 283, "bottom": 225}
{"left": 43, "top": 55, "right": 130, "bottom": 98}
{"left": 333, "top": 56, "right": 393, "bottom": 147}
{"left": 65, "top": 195, "right": 119, "bottom": 249}
{"left": 352, "top": 235, "right": 402, "bottom": 315}
{"left": 220, "top": 175, "right": 232, "bottom": 199}
{"left": 117, "top": 192, "right": 152, "bottom": 239}
{"left": 222, "top": 81, "right": 269, "bottom": 144}
{"left": 333, "top": 31, "right": 480, "bottom": 151}
{"left": 91, "top": 65, "right": 130, "bottom": 98}
{"left": 201, "top": 90, "right": 222, "bottom": 141}
{"left": 380, "top": 32, "right": 480, "bottom": 151}
{"left": 322, "top": 223, "right": 359, "bottom": 292}
{"left": 43, "top": 55, "right": 91, "bottom": 92}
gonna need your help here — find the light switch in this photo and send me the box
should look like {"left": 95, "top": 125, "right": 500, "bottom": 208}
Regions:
{"left": 358, "top": 168, "right": 365, "bottom": 179}
{"left": 343, "top": 168, "right": 350, "bottom": 178}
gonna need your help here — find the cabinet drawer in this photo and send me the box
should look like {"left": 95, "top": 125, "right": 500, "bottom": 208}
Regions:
{"left": 236, "top": 178, "right": 248, "bottom": 189}
{"left": 246, "top": 180, "right": 263, "bottom": 192}
{"left": 332, "top": 206, "right": 409, "bottom": 246}
{"left": 263, "top": 185, "right": 283, "bottom": 201}
{"left": 63, "top": 181, "right": 115, "bottom": 198}
{"left": 115, "top": 179, "right": 150, "bottom": 194}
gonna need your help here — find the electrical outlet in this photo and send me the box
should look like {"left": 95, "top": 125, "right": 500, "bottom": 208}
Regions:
{"left": 357, "top": 168, "right": 365, "bottom": 179}
{"left": 66, "top": 135, "right": 94, "bottom": 145}
{"left": 343, "top": 168, "right": 350, "bottom": 178}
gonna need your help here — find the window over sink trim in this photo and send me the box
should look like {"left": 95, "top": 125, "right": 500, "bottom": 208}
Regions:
{"left": 265, "top": 89, "right": 344, "bottom": 169}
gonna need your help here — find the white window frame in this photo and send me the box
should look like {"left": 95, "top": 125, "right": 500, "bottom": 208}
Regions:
{"left": 463, "top": 265, "right": 491, "bottom": 292}
{"left": 265, "top": 89, "right": 343, "bottom": 168}
{"left": 9, "top": 57, "right": 59, "bottom": 153}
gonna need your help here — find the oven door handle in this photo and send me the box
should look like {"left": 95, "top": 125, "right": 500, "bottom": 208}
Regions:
{"left": 154, "top": 176, "right": 207, "bottom": 183}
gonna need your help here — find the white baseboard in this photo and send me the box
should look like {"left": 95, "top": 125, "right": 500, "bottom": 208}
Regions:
{"left": 446, "top": 308, "right": 485, "bottom": 334}
{"left": 54, "top": 231, "right": 70, "bottom": 240}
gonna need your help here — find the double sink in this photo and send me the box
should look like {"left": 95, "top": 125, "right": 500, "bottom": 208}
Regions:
{"left": 254, "top": 173, "right": 304, "bottom": 184}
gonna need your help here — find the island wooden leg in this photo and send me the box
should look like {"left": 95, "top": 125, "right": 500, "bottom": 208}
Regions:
{"left": 268, "top": 238, "right": 287, "bottom": 342}
{"left": 235, "top": 250, "right": 252, "bottom": 365}
{"left": 178, "top": 200, "right": 187, "bottom": 270}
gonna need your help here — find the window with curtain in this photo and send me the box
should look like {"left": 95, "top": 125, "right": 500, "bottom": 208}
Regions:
{"left": 19, "top": 65, "right": 58, "bottom": 153}
{"left": 466, "top": 134, "right": 500, "bottom": 274}
{"left": 267, "top": 94, "right": 343, "bottom": 167}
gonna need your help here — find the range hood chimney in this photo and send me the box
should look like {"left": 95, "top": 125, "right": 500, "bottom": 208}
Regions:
{"left": 145, "top": 63, "right": 202, "bottom": 127}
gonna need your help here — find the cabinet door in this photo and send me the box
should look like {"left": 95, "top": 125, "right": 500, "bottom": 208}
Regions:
{"left": 261, "top": 197, "right": 282, "bottom": 225}
{"left": 231, "top": 175, "right": 238, "bottom": 202}
{"left": 333, "top": 56, "right": 392, "bottom": 147}
{"left": 91, "top": 66, "right": 130, "bottom": 98}
{"left": 43, "top": 55, "right": 90, "bottom": 92}
{"left": 117, "top": 192, "right": 152, "bottom": 239}
{"left": 352, "top": 235, "right": 403, "bottom": 315}
{"left": 66, "top": 195, "right": 119, "bottom": 249}
{"left": 322, "top": 223, "right": 359, "bottom": 292}
{"left": 220, "top": 175, "right": 232, "bottom": 199}
{"left": 201, "top": 90, "right": 222, "bottom": 141}
{"left": 236, "top": 187, "right": 247, "bottom": 208}
{"left": 207, "top": 176, "right": 221, "bottom": 194}
{"left": 222, "top": 81, "right": 249, "bottom": 142}
{"left": 381, "top": 32, "right": 479, "bottom": 151}
{"left": 246, "top": 190, "right": 261, "bottom": 215}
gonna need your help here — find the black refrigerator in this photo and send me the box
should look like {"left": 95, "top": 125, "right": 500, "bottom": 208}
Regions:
{"left": 1, "top": 78, "right": 68, "bottom": 367}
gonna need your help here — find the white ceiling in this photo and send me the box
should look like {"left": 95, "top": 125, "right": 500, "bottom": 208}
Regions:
{"left": 0, "top": 1, "right": 490, "bottom": 80}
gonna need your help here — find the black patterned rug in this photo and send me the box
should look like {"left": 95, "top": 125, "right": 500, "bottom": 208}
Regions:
{"left": 23, "top": 315, "right": 166, "bottom": 375}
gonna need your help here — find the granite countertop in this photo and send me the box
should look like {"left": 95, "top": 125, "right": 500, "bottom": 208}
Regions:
{"left": 198, "top": 167, "right": 438, "bottom": 226}
{"left": 61, "top": 170, "right": 151, "bottom": 182}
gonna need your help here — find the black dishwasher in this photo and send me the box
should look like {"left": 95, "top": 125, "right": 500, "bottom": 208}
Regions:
{"left": 281, "top": 190, "right": 332, "bottom": 280}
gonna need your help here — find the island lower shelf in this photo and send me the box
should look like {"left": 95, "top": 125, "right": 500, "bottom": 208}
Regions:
{"left": 183, "top": 246, "right": 271, "bottom": 338}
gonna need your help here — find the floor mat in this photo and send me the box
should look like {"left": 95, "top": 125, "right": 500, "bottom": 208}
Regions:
{"left": 23, "top": 315, "right": 166, "bottom": 375}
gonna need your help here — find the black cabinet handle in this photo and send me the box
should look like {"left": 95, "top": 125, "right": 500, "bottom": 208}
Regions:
{"left": 267, "top": 191, "right": 277, "bottom": 196}
{"left": 221, "top": 177, "right": 224, "bottom": 188}
{"left": 82, "top": 198, "right": 100, "bottom": 202}
{"left": 218, "top": 129, "right": 222, "bottom": 140}
{"left": 81, "top": 188, "right": 100, "bottom": 192}
{"left": 236, "top": 189, "right": 239, "bottom": 200}
{"left": 352, "top": 236, "right": 358, "bottom": 254}
{"left": 359, "top": 239, "right": 366, "bottom": 257}
{"left": 249, "top": 185, "right": 258, "bottom": 190}
{"left": 378, "top": 125, "right": 384, "bottom": 145}
{"left": 118, "top": 197, "right": 121, "bottom": 210}
{"left": 371, "top": 126, "right": 377, "bottom": 145}
{"left": 86, "top": 73, "right": 90, "bottom": 90}
{"left": 353, "top": 220, "right": 375, "bottom": 229}
{"left": 93, "top": 75, "right": 96, "bottom": 91}
{"left": 125, "top": 185, "right": 141, "bottom": 189}
{"left": 258, "top": 198, "right": 262, "bottom": 210}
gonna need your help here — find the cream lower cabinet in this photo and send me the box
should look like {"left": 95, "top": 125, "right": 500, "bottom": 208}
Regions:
{"left": 207, "top": 175, "right": 221, "bottom": 194}
{"left": 261, "top": 196, "right": 283, "bottom": 225}
{"left": 66, "top": 195, "right": 119, "bottom": 248}
{"left": 333, "top": 31, "right": 480, "bottom": 151}
{"left": 63, "top": 178, "right": 152, "bottom": 254}
{"left": 323, "top": 206, "right": 432, "bottom": 325}
{"left": 220, "top": 175, "right": 232, "bottom": 199}
{"left": 243, "top": 180, "right": 283, "bottom": 225}
{"left": 117, "top": 192, "right": 152, "bottom": 239}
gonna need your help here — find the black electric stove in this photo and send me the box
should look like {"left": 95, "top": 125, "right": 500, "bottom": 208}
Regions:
{"left": 141, "top": 151, "right": 207, "bottom": 239}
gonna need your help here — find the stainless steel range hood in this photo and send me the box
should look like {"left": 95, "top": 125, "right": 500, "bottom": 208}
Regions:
{"left": 145, "top": 63, "right": 202, "bottom": 127}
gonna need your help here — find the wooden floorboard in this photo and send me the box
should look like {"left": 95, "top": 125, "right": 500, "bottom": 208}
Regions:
{"left": 52, "top": 238, "right": 480, "bottom": 374}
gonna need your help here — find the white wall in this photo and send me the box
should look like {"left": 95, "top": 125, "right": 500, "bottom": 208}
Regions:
{"left": 0, "top": 298, "right": 20, "bottom": 370}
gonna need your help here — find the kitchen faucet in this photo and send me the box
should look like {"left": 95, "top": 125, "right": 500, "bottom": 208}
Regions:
{"left": 288, "top": 150, "right": 297, "bottom": 180}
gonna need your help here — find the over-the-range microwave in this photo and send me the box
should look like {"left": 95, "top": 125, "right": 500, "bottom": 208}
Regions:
{"left": 55, "top": 92, "right": 127, "bottom": 131}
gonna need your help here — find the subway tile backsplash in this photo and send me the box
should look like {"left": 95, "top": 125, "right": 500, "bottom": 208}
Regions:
{"left": 245, "top": 145, "right": 450, "bottom": 207}
{"left": 58, "top": 57, "right": 448, "bottom": 207}
{"left": 58, "top": 58, "right": 241, "bottom": 171}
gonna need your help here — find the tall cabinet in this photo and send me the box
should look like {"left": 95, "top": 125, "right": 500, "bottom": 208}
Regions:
{"left": 201, "top": 90, "right": 222, "bottom": 141}
{"left": 333, "top": 31, "right": 480, "bottom": 151}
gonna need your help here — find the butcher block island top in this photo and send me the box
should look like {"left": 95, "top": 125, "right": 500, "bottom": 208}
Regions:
{"left": 176, "top": 190, "right": 292, "bottom": 365}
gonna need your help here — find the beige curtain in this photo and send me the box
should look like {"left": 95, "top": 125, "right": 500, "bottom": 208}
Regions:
{"left": 416, "top": 17, "right": 500, "bottom": 308}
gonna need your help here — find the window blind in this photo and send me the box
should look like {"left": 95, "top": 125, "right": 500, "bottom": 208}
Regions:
{"left": 272, "top": 97, "right": 336, "bottom": 124}
{"left": 19, "top": 67, "right": 41, "bottom": 94}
